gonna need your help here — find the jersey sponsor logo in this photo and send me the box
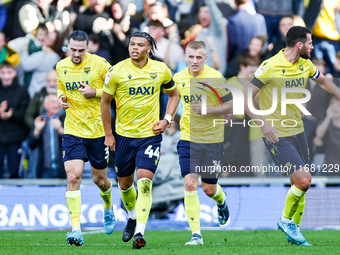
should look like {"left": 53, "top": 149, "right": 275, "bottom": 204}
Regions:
{"left": 183, "top": 95, "right": 202, "bottom": 103}
{"left": 84, "top": 67, "right": 91, "bottom": 74}
{"left": 129, "top": 86, "right": 155, "bottom": 95}
{"left": 285, "top": 78, "right": 305, "bottom": 87}
{"left": 65, "top": 81, "right": 89, "bottom": 90}
{"left": 150, "top": 72, "right": 157, "bottom": 79}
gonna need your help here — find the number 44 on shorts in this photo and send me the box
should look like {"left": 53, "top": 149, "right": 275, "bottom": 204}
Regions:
{"left": 144, "top": 145, "right": 160, "bottom": 159}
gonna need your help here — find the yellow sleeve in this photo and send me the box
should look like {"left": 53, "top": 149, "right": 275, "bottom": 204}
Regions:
{"left": 103, "top": 67, "right": 118, "bottom": 96}
{"left": 95, "top": 89, "right": 103, "bottom": 97}
{"left": 251, "top": 60, "right": 272, "bottom": 89}
{"left": 100, "top": 58, "right": 113, "bottom": 80}
{"left": 163, "top": 65, "right": 175, "bottom": 91}
{"left": 56, "top": 62, "right": 65, "bottom": 98}
{"left": 306, "top": 60, "right": 320, "bottom": 79}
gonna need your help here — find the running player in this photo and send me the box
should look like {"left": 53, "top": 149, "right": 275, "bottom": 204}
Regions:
{"left": 101, "top": 32, "right": 179, "bottom": 249}
{"left": 174, "top": 41, "right": 232, "bottom": 245}
{"left": 57, "top": 30, "right": 115, "bottom": 246}
{"left": 247, "top": 26, "right": 340, "bottom": 246}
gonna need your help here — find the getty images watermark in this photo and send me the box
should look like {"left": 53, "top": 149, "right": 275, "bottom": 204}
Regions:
{"left": 199, "top": 82, "right": 311, "bottom": 127}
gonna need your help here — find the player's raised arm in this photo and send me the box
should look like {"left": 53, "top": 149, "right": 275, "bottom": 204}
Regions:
{"left": 101, "top": 91, "right": 115, "bottom": 151}
{"left": 315, "top": 72, "right": 340, "bottom": 100}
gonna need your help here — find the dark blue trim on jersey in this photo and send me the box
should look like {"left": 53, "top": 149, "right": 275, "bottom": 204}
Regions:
{"left": 251, "top": 76, "right": 265, "bottom": 89}
{"left": 311, "top": 69, "right": 320, "bottom": 79}
{"left": 163, "top": 79, "right": 175, "bottom": 89}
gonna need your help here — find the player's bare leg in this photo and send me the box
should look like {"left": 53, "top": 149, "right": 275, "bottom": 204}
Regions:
{"left": 65, "top": 160, "right": 84, "bottom": 246}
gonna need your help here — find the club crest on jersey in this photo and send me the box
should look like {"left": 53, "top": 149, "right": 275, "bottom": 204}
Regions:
{"left": 282, "top": 69, "right": 285, "bottom": 74}
{"left": 128, "top": 74, "right": 132, "bottom": 80}
{"left": 182, "top": 82, "right": 185, "bottom": 87}
{"left": 64, "top": 70, "right": 67, "bottom": 75}
{"left": 298, "top": 64, "right": 304, "bottom": 71}
{"left": 150, "top": 72, "right": 157, "bottom": 79}
{"left": 84, "top": 67, "right": 91, "bottom": 74}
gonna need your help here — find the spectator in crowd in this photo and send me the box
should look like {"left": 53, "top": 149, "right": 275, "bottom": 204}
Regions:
{"left": 271, "top": 15, "right": 294, "bottom": 56}
{"left": 187, "top": 0, "right": 234, "bottom": 26}
{"left": 333, "top": 50, "right": 340, "bottom": 86}
{"left": 73, "top": 0, "right": 113, "bottom": 51}
{"left": 310, "top": 58, "right": 333, "bottom": 123}
{"left": 8, "top": 23, "right": 49, "bottom": 87}
{"left": 0, "top": 61, "right": 29, "bottom": 178}
{"left": 256, "top": 0, "right": 296, "bottom": 43}
{"left": 109, "top": 0, "right": 139, "bottom": 64}
{"left": 227, "top": 0, "right": 267, "bottom": 64}
{"left": 0, "top": 31, "right": 20, "bottom": 67}
{"left": 147, "top": 19, "right": 185, "bottom": 71}
{"left": 20, "top": 31, "right": 61, "bottom": 98}
{"left": 223, "top": 53, "right": 259, "bottom": 177}
{"left": 226, "top": 35, "right": 268, "bottom": 78}
{"left": 334, "top": 50, "right": 340, "bottom": 78}
{"left": 165, "top": 0, "right": 194, "bottom": 23}
{"left": 8, "top": 23, "right": 48, "bottom": 57}
{"left": 24, "top": 69, "right": 58, "bottom": 129}
{"left": 315, "top": 97, "right": 340, "bottom": 175}
{"left": 301, "top": 102, "right": 318, "bottom": 164}
{"left": 88, "top": 34, "right": 112, "bottom": 64}
{"left": 133, "top": 0, "right": 157, "bottom": 25}
{"left": 306, "top": 0, "right": 340, "bottom": 74}
{"left": 10, "top": 0, "right": 62, "bottom": 39}
{"left": 195, "top": 0, "right": 227, "bottom": 74}
{"left": 140, "top": 1, "right": 174, "bottom": 32}
{"left": 27, "top": 94, "right": 65, "bottom": 178}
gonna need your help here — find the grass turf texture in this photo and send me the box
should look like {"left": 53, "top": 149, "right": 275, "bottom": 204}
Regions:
{"left": 0, "top": 230, "right": 339, "bottom": 254}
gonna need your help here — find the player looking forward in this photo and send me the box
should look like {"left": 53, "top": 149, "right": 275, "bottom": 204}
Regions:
{"left": 101, "top": 32, "right": 179, "bottom": 249}
{"left": 57, "top": 30, "right": 115, "bottom": 246}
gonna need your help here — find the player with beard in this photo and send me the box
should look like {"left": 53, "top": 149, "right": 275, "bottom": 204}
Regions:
{"left": 247, "top": 26, "right": 340, "bottom": 246}
{"left": 57, "top": 30, "right": 115, "bottom": 246}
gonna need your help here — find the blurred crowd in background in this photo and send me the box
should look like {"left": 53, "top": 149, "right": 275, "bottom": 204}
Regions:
{"left": 1, "top": 0, "right": 340, "bottom": 179}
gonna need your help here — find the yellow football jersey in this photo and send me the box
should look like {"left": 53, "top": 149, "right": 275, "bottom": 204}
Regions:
{"left": 251, "top": 49, "right": 319, "bottom": 138}
{"left": 175, "top": 65, "right": 232, "bottom": 143}
{"left": 57, "top": 52, "right": 111, "bottom": 138}
{"left": 103, "top": 58, "right": 175, "bottom": 138}
{"left": 312, "top": 0, "right": 340, "bottom": 41}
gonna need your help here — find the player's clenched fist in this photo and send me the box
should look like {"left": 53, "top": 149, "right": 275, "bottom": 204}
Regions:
{"left": 58, "top": 95, "right": 70, "bottom": 110}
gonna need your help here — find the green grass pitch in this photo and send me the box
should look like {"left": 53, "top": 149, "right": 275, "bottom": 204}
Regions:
{"left": 1, "top": 230, "right": 339, "bottom": 254}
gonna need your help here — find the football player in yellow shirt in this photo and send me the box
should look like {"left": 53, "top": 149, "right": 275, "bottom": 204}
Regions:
{"left": 247, "top": 26, "right": 340, "bottom": 246}
{"left": 174, "top": 41, "right": 233, "bottom": 245}
{"left": 57, "top": 31, "right": 115, "bottom": 246}
{"left": 101, "top": 32, "right": 179, "bottom": 249}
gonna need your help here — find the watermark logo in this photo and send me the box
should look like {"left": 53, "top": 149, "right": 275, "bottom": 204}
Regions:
{"left": 201, "top": 84, "right": 311, "bottom": 116}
